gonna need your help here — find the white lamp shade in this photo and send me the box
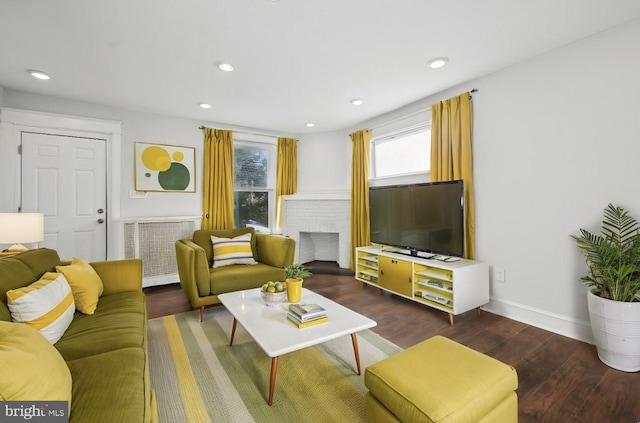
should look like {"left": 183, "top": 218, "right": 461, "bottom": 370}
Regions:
{"left": 0, "top": 213, "right": 45, "bottom": 249}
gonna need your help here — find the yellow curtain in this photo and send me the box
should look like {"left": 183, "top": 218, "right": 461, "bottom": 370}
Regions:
{"left": 431, "top": 92, "right": 475, "bottom": 259}
{"left": 276, "top": 137, "right": 298, "bottom": 228}
{"left": 202, "top": 127, "right": 235, "bottom": 230}
{"left": 350, "top": 129, "right": 371, "bottom": 270}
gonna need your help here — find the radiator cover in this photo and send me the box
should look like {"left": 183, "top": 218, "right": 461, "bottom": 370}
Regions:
{"left": 123, "top": 219, "right": 196, "bottom": 287}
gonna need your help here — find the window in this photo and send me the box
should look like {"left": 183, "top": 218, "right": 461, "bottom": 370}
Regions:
{"left": 233, "top": 141, "right": 276, "bottom": 232}
{"left": 372, "top": 126, "right": 431, "bottom": 179}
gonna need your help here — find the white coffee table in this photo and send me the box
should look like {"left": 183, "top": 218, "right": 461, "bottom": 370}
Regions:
{"left": 218, "top": 287, "right": 377, "bottom": 405}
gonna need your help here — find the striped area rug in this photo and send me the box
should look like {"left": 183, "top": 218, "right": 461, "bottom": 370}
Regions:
{"left": 148, "top": 306, "right": 401, "bottom": 423}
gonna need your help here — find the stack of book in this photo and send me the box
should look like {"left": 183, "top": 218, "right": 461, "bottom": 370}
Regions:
{"left": 287, "top": 303, "right": 328, "bottom": 328}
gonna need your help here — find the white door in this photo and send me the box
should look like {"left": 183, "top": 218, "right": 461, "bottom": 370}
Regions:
{"left": 21, "top": 132, "right": 107, "bottom": 261}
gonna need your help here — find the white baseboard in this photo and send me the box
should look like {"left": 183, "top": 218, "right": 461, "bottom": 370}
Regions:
{"left": 483, "top": 297, "right": 594, "bottom": 345}
{"left": 143, "top": 274, "right": 180, "bottom": 288}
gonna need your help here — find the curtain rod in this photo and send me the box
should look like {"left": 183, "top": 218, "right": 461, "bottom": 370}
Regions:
{"left": 369, "top": 89, "right": 478, "bottom": 131}
{"left": 198, "top": 126, "right": 283, "bottom": 138}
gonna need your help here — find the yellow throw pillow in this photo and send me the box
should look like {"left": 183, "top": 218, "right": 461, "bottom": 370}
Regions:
{"left": 0, "top": 321, "right": 72, "bottom": 405}
{"left": 211, "top": 232, "right": 257, "bottom": 268}
{"left": 6, "top": 273, "right": 75, "bottom": 344}
{"left": 56, "top": 257, "right": 104, "bottom": 314}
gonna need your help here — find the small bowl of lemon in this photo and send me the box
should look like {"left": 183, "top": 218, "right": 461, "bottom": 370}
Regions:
{"left": 260, "top": 281, "right": 287, "bottom": 307}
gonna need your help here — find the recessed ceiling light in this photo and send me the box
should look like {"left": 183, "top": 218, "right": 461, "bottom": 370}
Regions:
{"left": 427, "top": 57, "right": 449, "bottom": 69}
{"left": 351, "top": 99, "right": 364, "bottom": 106}
{"left": 305, "top": 123, "right": 315, "bottom": 128}
{"left": 28, "top": 70, "right": 51, "bottom": 80}
{"left": 199, "top": 103, "right": 212, "bottom": 109}
{"left": 218, "top": 63, "right": 234, "bottom": 72}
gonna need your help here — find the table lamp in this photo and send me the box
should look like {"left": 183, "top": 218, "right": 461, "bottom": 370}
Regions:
{"left": 0, "top": 213, "right": 45, "bottom": 252}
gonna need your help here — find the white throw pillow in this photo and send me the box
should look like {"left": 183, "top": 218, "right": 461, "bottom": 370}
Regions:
{"left": 6, "top": 273, "right": 75, "bottom": 344}
{"left": 211, "top": 232, "right": 257, "bottom": 268}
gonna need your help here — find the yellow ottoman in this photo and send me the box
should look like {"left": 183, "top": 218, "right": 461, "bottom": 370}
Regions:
{"left": 364, "top": 336, "right": 518, "bottom": 423}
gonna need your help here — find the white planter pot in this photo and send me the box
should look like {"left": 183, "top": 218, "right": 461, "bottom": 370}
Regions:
{"left": 587, "top": 289, "right": 640, "bottom": 372}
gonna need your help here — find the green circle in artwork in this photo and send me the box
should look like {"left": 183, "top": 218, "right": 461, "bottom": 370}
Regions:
{"left": 145, "top": 173, "right": 151, "bottom": 177}
{"left": 158, "top": 162, "right": 190, "bottom": 191}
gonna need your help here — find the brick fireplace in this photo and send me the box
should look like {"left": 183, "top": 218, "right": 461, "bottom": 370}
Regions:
{"left": 281, "top": 193, "right": 350, "bottom": 269}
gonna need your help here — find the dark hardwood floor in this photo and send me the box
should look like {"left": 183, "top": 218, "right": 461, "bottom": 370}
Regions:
{"left": 145, "top": 272, "right": 640, "bottom": 423}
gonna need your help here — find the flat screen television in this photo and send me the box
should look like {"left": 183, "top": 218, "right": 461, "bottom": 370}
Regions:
{"left": 369, "top": 180, "right": 465, "bottom": 258}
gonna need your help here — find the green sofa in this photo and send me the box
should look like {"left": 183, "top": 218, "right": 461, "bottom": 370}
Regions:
{"left": 0, "top": 248, "right": 157, "bottom": 423}
{"left": 175, "top": 227, "right": 296, "bottom": 321}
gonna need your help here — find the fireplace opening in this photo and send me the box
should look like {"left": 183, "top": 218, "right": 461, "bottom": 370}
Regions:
{"left": 304, "top": 260, "right": 354, "bottom": 276}
{"left": 298, "top": 232, "right": 339, "bottom": 264}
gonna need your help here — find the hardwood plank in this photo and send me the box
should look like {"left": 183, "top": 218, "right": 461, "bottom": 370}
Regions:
{"left": 571, "top": 367, "right": 640, "bottom": 423}
{"left": 487, "top": 325, "right": 554, "bottom": 368}
{"left": 518, "top": 343, "right": 610, "bottom": 423}
{"left": 145, "top": 283, "right": 191, "bottom": 319}
{"left": 515, "top": 334, "right": 582, "bottom": 403}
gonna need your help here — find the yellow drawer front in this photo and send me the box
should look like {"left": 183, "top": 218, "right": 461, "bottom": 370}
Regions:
{"left": 379, "top": 256, "right": 412, "bottom": 297}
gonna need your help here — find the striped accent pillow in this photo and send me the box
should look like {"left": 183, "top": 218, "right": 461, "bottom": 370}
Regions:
{"left": 6, "top": 273, "right": 75, "bottom": 344}
{"left": 211, "top": 233, "right": 257, "bottom": 268}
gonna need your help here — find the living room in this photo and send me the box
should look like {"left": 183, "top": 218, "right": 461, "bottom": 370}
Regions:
{"left": 1, "top": 2, "right": 639, "bottom": 422}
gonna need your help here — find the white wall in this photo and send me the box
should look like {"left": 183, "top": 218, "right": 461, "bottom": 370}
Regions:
{"left": 474, "top": 21, "right": 640, "bottom": 341}
{"left": 356, "top": 20, "right": 640, "bottom": 342}
{"left": 295, "top": 130, "right": 351, "bottom": 194}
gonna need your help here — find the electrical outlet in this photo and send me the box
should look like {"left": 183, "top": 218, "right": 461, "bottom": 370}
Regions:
{"left": 494, "top": 267, "right": 505, "bottom": 282}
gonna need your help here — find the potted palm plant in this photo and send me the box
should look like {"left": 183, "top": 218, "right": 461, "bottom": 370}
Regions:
{"left": 572, "top": 203, "right": 640, "bottom": 372}
{"left": 284, "top": 264, "right": 312, "bottom": 303}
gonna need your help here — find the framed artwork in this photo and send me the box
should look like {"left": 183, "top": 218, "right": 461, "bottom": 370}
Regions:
{"left": 134, "top": 142, "right": 196, "bottom": 192}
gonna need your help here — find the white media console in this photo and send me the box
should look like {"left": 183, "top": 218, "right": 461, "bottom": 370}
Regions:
{"left": 355, "top": 246, "right": 489, "bottom": 325}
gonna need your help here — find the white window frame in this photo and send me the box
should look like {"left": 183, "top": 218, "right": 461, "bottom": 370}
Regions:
{"left": 233, "top": 136, "right": 277, "bottom": 231}
{"left": 370, "top": 122, "right": 431, "bottom": 187}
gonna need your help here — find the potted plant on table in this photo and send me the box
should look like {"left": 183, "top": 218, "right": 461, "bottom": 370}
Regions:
{"left": 284, "top": 263, "right": 312, "bottom": 303}
{"left": 572, "top": 203, "right": 640, "bottom": 372}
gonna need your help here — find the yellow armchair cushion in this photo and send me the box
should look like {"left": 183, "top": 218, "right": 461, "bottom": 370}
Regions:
{"left": 56, "top": 257, "right": 104, "bottom": 314}
{"left": 0, "top": 321, "right": 72, "bottom": 405}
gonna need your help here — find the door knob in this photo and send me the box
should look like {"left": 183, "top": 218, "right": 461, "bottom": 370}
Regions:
{"left": 97, "top": 208, "right": 104, "bottom": 214}
{"left": 97, "top": 218, "right": 105, "bottom": 224}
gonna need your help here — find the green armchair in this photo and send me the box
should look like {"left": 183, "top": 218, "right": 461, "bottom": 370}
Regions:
{"left": 175, "top": 227, "right": 296, "bottom": 321}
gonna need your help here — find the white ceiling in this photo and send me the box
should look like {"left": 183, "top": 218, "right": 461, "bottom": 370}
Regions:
{"left": 1, "top": 1, "right": 640, "bottom": 134}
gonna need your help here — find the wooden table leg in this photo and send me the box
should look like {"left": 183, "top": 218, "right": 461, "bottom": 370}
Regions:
{"left": 476, "top": 306, "right": 482, "bottom": 316}
{"left": 229, "top": 318, "right": 237, "bottom": 346}
{"left": 448, "top": 313, "right": 454, "bottom": 326}
{"left": 351, "top": 333, "right": 362, "bottom": 375}
{"left": 268, "top": 356, "right": 278, "bottom": 406}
